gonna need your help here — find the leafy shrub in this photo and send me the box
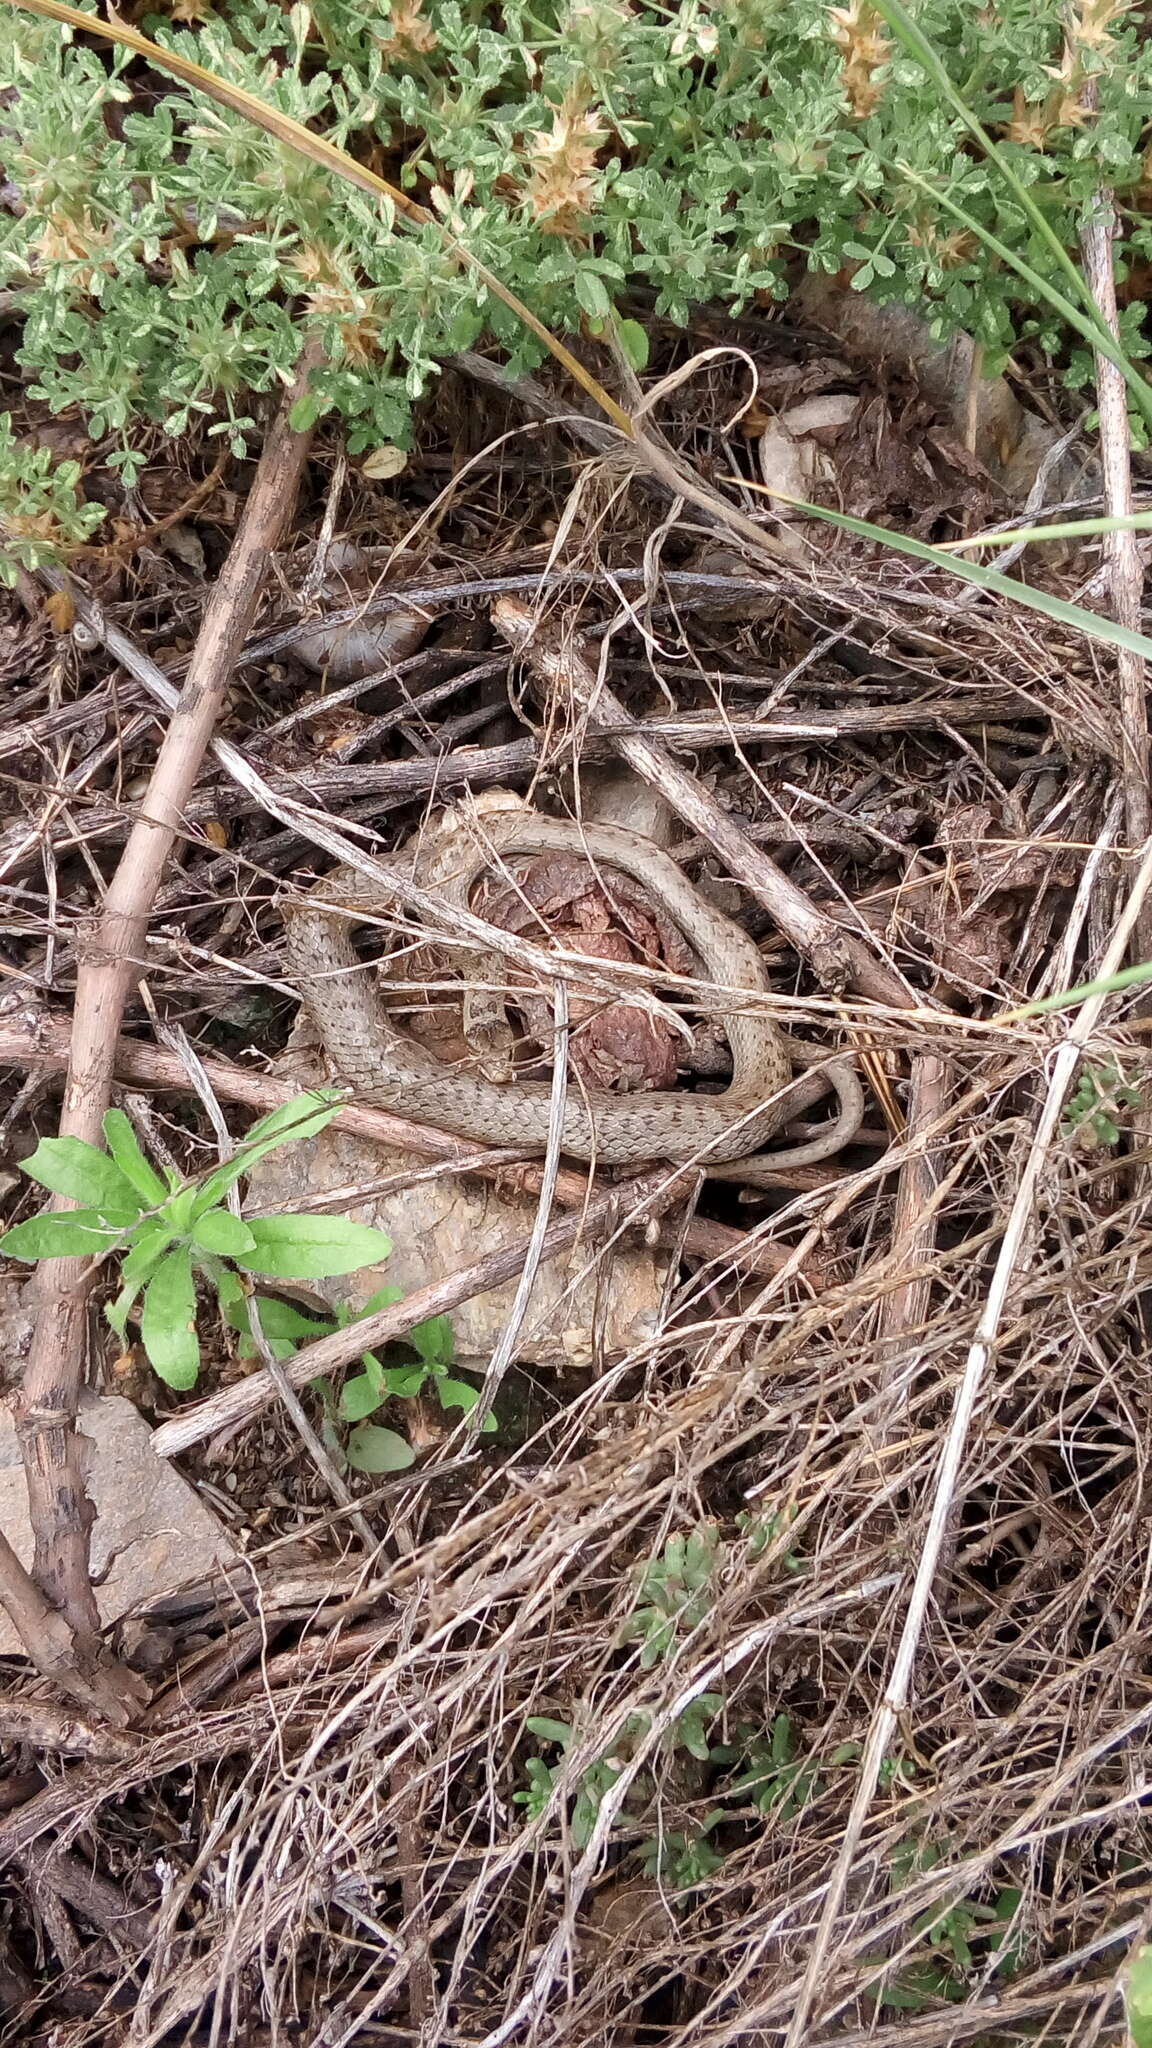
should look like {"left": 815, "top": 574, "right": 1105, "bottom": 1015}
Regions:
{"left": 0, "top": 0, "right": 1149, "bottom": 503}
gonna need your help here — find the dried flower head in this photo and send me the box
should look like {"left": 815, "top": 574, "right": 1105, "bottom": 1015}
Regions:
{"left": 522, "top": 96, "right": 607, "bottom": 238}
{"left": 829, "top": 0, "right": 892, "bottom": 119}
{"left": 1004, "top": 86, "right": 1060, "bottom": 148}
{"left": 29, "top": 210, "right": 113, "bottom": 293}
{"left": 375, "top": 0, "right": 438, "bottom": 64}
{"left": 1066, "top": 0, "right": 1136, "bottom": 52}
{"left": 291, "top": 244, "right": 382, "bottom": 363}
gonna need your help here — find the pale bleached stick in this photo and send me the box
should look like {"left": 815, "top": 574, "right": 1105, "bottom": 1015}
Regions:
{"left": 780, "top": 815, "right": 1152, "bottom": 2048}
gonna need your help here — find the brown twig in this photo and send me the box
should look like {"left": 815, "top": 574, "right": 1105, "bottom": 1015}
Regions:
{"left": 0, "top": 1009, "right": 802, "bottom": 1281}
{"left": 13, "top": 337, "right": 325, "bottom": 1684}
{"left": 0, "top": 1692, "right": 139, "bottom": 1760}
{"left": 492, "top": 597, "right": 918, "bottom": 1011}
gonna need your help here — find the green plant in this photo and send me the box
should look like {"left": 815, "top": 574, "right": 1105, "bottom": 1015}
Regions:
{"left": 1062, "top": 1058, "right": 1144, "bottom": 1150}
{"left": 637, "top": 1816, "right": 727, "bottom": 1889}
{"left": 514, "top": 1695, "right": 725, "bottom": 1848}
{"left": 0, "top": 1093, "right": 393, "bottom": 1388}
{"left": 726, "top": 1713, "right": 824, "bottom": 1821}
{"left": 1124, "top": 1941, "right": 1152, "bottom": 2048}
{"left": 4, "top": 0, "right": 1152, "bottom": 554}
{"left": 620, "top": 1525, "right": 722, "bottom": 1667}
{"left": 867, "top": 1837, "right": 1024, "bottom": 2011}
{"left": 0, "top": 410, "right": 105, "bottom": 573}
{"left": 736, "top": 1505, "right": 806, "bottom": 1572}
{"left": 223, "top": 1285, "right": 495, "bottom": 1471}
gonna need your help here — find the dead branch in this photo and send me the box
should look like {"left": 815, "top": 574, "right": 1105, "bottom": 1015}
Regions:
{"left": 0, "top": 1008, "right": 806, "bottom": 1281}
{"left": 492, "top": 596, "right": 919, "bottom": 1011}
{"left": 12, "top": 338, "right": 325, "bottom": 1689}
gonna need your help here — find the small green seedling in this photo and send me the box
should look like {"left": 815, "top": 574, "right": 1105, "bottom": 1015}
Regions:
{"left": 513, "top": 1717, "right": 624, "bottom": 1849}
{"left": 223, "top": 1287, "right": 495, "bottom": 1474}
{"left": 637, "top": 1816, "right": 727, "bottom": 1891}
{"left": 621, "top": 1525, "right": 722, "bottom": 1668}
{"left": 728, "top": 1714, "right": 821, "bottom": 1822}
{"left": 0, "top": 1094, "right": 393, "bottom": 1390}
{"left": 515, "top": 1696, "right": 726, "bottom": 1849}
{"left": 1062, "top": 1060, "right": 1144, "bottom": 1151}
{"left": 868, "top": 1838, "right": 1024, "bottom": 2010}
{"left": 736, "top": 1505, "right": 806, "bottom": 1573}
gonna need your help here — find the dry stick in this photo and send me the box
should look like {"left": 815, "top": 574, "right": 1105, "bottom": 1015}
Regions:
{"left": 14, "top": 338, "right": 325, "bottom": 1670}
{"left": 1081, "top": 194, "right": 1152, "bottom": 957}
{"left": 779, "top": 826, "right": 1152, "bottom": 2048}
{"left": 491, "top": 597, "right": 916, "bottom": 1013}
{"left": 7, "top": 695, "right": 1028, "bottom": 886}
{"left": 151, "top": 1168, "right": 681, "bottom": 1459}
{"left": 872, "top": 1050, "right": 950, "bottom": 1420}
{"left": 0, "top": 1010, "right": 800, "bottom": 1281}
{"left": 470, "top": 980, "right": 570, "bottom": 1434}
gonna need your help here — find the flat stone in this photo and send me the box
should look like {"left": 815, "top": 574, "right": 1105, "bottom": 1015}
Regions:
{"left": 247, "top": 1115, "right": 668, "bottom": 1373}
{"left": 0, "top": 1390, "right": 238, "bottom": 1656}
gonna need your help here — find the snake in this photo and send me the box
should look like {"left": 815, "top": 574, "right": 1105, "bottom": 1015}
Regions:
{"left": 282, "top": 810, "right": 865, "bottom": 1182}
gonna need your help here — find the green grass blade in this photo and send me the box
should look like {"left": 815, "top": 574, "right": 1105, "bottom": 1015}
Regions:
{"left": 945, "top": 513, "right": 1152, "bottom": 550}
{"left": 891, "top": 162, "right": 1152, "bottom": 428}
{"left": 993, "top": 959, "right": 1152, "bottom": 1023}
{"left": 761, "top": 487, "right": 1152, "bottom": 664}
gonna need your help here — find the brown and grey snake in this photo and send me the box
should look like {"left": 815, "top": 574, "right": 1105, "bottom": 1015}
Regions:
{"left": 282, "top": 809, "right": 865, "bottom": 1183}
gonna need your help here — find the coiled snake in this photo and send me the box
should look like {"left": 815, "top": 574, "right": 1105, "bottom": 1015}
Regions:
{"left": 283, "top": 807, "right": 864, "bottom": 1182}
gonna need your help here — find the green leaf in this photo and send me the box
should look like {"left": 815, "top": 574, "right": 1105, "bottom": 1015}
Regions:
{"left": 19, "top": 1137, "right": 142, "bottom": 1221}
{"left": 235, "top": 1214, "right": 393, "bottom": 1278}
{"left": 381, "top": 1361, "right": 428, "bottom": 1398}
{"left": 165, "top": 1186, "right": 199, "bottom": 1235}
{"left": 339, "top": 1368, "right": 385, "bottom": 1421}
{"left": 105, "top": 1220, "right": 178, "bottom": 1335}
{"left": 344, "top": 1423, "right": 416, "bottom": 1473}
{"left": 193, "top": 1090, "right": 344, "bottom": 1212}
{"left": 0, "top": 1210, "right": 121, "bottom": 1261}
{"left": 616, "top": 318, "right": 649, "bottom": 371}
{"left": 574, "top": 268, "right": 612, "bottom": 320}
{"left": 436, "top": 1377, "right": 498, "bottom": 1432}
{"left": 1127, "top": 1944, "right": 1152, "bottom": 2048}
{"left": 356, "top": 1282, "right": 405, "bottom": 1319}
{"left": 221, "top": 1290, "right": 332, "bottom": 1342}
{"left": 141, "top": 1248, "right": 200, "bottom": 1389}
{"left": 101, "top": 1109, "right": 168, "bottom": 1206}
{"left": 412, "top": 1314, "right": 454, "bottom": 1367}
{"left": 290, "top": 390, "right": 326, "bottom": 432}
{"left": 191, "top": 1208, "right": 257, "bottom": 1256}
{"left": 120, "top": 1220, "right": 177, "bottom": 1290}
{"left": 525, "top": 1717, "right": 573, "bottom": 1747}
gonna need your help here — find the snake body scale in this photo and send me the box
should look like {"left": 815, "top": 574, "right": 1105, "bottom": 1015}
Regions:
{"left": 283, "top": 810, "right": 865, "bottom": 1181}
